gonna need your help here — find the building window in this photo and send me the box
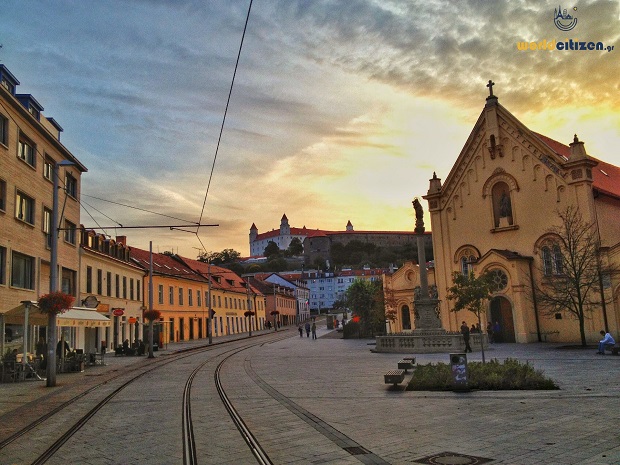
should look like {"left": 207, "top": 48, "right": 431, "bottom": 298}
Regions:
{"left": 61, "top": 267, "right": 76, "bottom": 296}
{"left": 115, "top": 274, "right": 120, "bottom": 298}
{"left": 107, "top": 271, "right": 112, "bottom": 296}
{"left": 489, "top": 269, "right": 508, "bottom": 292}
{"left": 179, "top": 288, "right": 184, "bottom": 306}
{"left": 44, "top": 156, "right": 54, "bottom": 181}
{"left": 137, "top": 280, "right": 141, "bottom": 301}
{"left": 64, "top": 219, "right": 76, "bottom": 244}
{"left": 122, "top": 276, "right": 127, "bottom": 299}
{"left": 197, "top": 291, "right": 202, "bottom": 308}
{"left": 65, "top": 173, "right": 77, "bottom": 198}
{"left": 542, "top": 245, "right": 564, "bottom": 276}
{"left": 97, "top": 269, "right": 102, "bottom": 295}
{"left": 169, "top": 286, "right": 174, "bottom": 305}
{"left": 18, "top": 134, "right": 36, "bottom": 167}
{"left": 0, "top": 246, "right": 6, "bottom": 285}
{"left": 11, "top": 251, "right": 34, "bottom": 289}
{"left": 158, "top": 284, "right": 164, "bottom": 304}
{"left": 188, "top": 289, "right": 193, "bottom": 307}
{"left": 0, "top": 113, "right": 7, "bottom": 146}
{"left": 43, "top": 207, "right": 52, "bottom": 247}
{"left": 86, "top": 266, "right": 93, "bottom": 293}
{"left": 130, "top": 278, "right": 135, "bottom": 300}
{"left": 15, "top": 191, "right": 35, "bottom": 225}
{"left": 0, "top": 178, "right": 6, "bottom": 211}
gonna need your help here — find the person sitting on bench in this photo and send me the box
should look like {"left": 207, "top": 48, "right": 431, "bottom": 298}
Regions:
{"left": 597, "top": 330, "right": 615, "bottom": 355}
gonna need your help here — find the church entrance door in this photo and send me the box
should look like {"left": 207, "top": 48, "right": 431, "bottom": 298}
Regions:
{"left": 401, "top": 305, "right": 411, "bottom": 330}
{"left": 490, "top": 296, "right": 515, "bottom": 343}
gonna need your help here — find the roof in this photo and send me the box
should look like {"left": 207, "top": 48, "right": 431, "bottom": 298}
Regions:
{"left": 174, "top": 256, "right": 249, "bottom": 294}
{"left": 534, "top": 133, "right": 620, "bottom": 200}
{"left": 129, "top": 248, "right": 206, "bottom": 283}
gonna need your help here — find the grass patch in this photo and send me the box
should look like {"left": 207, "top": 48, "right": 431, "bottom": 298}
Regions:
{"left": 407, "top": 358, "right": 559, "bottom": 391}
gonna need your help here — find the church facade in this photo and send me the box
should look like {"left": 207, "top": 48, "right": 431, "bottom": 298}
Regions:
{"left": 416, "top": 89, "right": 620, "bottom": 344}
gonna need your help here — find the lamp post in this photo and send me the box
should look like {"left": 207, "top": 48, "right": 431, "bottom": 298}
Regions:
{"left": 47, "top": 159, "right": 74, "bottom": 387}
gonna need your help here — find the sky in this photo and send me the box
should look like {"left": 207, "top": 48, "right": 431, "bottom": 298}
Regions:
{"left": 1, "top": 1, "right": 619, "bottom": 258}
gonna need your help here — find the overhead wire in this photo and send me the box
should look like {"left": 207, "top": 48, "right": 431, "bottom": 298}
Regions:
{"left": 196, "top": 0, "right": 254, "bottom": 241}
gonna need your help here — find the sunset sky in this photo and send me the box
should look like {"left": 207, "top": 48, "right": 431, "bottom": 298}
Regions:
{"left": 2, "top": 1, "right": 618, "bottom": 258}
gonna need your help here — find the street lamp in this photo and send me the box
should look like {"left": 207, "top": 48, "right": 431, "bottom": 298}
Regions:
{"left": 47, "top": 159, "right": 74, "bottom": 387}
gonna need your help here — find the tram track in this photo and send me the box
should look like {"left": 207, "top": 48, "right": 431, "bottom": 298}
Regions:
{"left": 1, "top": 331, "right": 291, "bottom": 465}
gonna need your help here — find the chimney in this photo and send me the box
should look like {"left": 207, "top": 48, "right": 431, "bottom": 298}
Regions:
{"left": 116, "top": 236, "right": 127, "bottom": 245}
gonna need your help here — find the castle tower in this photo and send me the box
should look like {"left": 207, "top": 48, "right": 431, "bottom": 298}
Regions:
{"left": 346, "top": 220, "right": 354, "bottom": 231}
{"left": 280, "top": 214, "right": 290, "bottom": 235}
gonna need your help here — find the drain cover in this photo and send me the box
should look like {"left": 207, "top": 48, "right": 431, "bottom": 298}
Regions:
{"left": 414, "top": 451, "right": 493, "bottom": 465}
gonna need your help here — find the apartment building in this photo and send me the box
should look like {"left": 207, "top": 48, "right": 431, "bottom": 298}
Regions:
{"left": 0, "top": 64, "right": 87, "bottom": 342}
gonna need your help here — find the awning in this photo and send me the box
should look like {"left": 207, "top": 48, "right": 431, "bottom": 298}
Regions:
{"left": 1, "top": 302, "right": 111, "bottom": 327}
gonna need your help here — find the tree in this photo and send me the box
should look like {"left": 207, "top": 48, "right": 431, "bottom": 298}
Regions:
{"left": 345, "top": 280, "right": 385, "bottom": 337}
{"left": 533, "top": 206, "right": 612, "bottom": 346}
{"left": 287, "top": 237, "right": 303, "bottom": 256}
{"left": 263, "top": 241, "right": 280, "bottom": 258}
{"left": 198, "top": 249, "right": 240, "bottom": 265}
{"left": 446, "top": 270, "right": 494, "bottom": 363}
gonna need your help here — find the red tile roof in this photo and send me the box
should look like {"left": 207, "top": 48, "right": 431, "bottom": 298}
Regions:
{"left": 534, "top": 133, "right": 620, "bottom": 199}
{"left": 129, "top": 248, "right": 206, "bottom": 282}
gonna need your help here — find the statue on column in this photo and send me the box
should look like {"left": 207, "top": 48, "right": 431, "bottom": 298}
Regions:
{"left": 412, "top": 198, "right": 425, "bottom": 234}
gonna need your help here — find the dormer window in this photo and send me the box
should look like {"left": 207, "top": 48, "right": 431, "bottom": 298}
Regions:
{"left": 0, "top": 65, "right": 19, "bottom": 95}
{"left": 16, "top": 94, "right": 44, "bottom": 122}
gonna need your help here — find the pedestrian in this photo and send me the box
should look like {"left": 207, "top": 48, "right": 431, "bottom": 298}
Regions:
{"left": 470, "top": 324, "right": 477, "bottom": 334}
{"left": 460, "top": 321, "right": 472, "bottom": 353}
{"left": 298, "top": 325, "right": 303, "bottom": 337}
{"left": 493, "top": 321, "right": 501, "bottom": 343}
{"left": 305, "top": 321, "right": 311, "bottom": 337}
{"left": 486, "top": 322, "right": 494, "bottom": 343}
{"left": 266, "top": 321, "right": 271, "bottom": 330}
{"left": 597, "top": 330, "right": 616, "bottom": 354}
{"left": 36, "top": 336, "right": 47, "bottom": 360}
{"left": 311, "top": 321, "right": 317, "bottom": 340}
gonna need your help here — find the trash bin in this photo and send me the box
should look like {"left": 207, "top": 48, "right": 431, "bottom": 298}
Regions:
{"left": 450, "top": 353, "right": 468, "bottom": 391}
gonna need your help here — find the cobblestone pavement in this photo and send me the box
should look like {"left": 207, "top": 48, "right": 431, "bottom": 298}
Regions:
{"left": 1, "top": 322, "right": 619, "bottom": 465}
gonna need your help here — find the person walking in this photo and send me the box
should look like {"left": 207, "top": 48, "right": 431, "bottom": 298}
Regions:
{"left": 460, "top": 321, "right": 472, "bottom": 353}
{"left": 298, "top": 325, "right": 303, "bottom": 337}
{"left": 311, "top": 321, "right": 317, "bottom": 340}
{"left": 305, "top": 321, "right": 311, "bottom": 338}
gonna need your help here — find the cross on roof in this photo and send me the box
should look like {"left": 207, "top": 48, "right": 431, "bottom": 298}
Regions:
{"left": 487, "top": 80, "right": 495, "bottom": 98}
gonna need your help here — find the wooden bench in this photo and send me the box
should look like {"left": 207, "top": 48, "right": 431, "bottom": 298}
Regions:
{"left": 397, "top": 359, "right": 414, "bottom": 373}
{"left": 384, "top": 369, "right": 406, "bottom": 386}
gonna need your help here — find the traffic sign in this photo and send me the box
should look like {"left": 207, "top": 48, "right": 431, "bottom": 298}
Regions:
{"left": 112, "top": 308, "right": 124, "bottom": 316}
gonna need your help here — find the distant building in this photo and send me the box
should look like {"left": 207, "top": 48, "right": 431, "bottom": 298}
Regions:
{"left": 249, "top": 214, "right": 432, "bottom": 265}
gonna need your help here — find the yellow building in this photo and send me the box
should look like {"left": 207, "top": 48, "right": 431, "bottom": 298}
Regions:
{"left": 383, "top": 261, "right": 436, "bottom": 333}
{"left": 130, "top": 249, "right": 266, "bottom": 345}
{"left": 79, "top": 232, "right": 145, "bottom": 352}
{"left": 422, "top": 89, "right": 620, "bottom": 344}
{"left": 0, "top": 64, "right": 87, "bottom": 348}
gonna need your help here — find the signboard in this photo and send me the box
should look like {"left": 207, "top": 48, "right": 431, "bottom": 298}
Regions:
{"left": 112, "top": 308, "right": 124, "bottom": 317}
{"left": 83, "top": 295, "right": 100, "bottom": 308}
{"left": 128, "top": 317, "right": 137, "bottom": 324}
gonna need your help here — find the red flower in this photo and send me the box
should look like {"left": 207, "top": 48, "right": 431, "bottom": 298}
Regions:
{"left": 38, "top": 292, "right": 74, "bottom": 315}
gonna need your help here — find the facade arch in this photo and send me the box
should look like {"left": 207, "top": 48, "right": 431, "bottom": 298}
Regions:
{"left": 482, "top": 171, "right": 519, "bottom": 228}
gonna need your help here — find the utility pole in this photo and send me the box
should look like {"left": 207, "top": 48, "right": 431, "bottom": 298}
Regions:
{"left": 208, "top": 262, "right": 213, "bottom": 344}
{"left": 148, "top": 241, "right": 155, "bottom": 358}
{"left": 47, "top": 160, "right": 74, "bottom": 387}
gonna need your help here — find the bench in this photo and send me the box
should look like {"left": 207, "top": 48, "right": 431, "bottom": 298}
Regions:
{"left": 403, "top": 356, "right": 416, "bottom": 364}
{"left": 397, "top": 359, "right": 414, "bottom": 372}
{"left": 384, "top": 369, "right": 406, "bottom": 386}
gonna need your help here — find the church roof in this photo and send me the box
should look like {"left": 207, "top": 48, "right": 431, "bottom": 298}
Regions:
{"left": 534, "top": 133, "right": 620, "bottom": 200}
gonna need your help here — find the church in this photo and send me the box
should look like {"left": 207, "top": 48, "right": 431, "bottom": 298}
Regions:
{"left": 388, "top": 84, "right": 620, "bottom": 344}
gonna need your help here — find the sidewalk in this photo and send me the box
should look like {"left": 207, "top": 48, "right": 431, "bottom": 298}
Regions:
{"left": 0, "top": 328, "right": 276, "bottom": 418}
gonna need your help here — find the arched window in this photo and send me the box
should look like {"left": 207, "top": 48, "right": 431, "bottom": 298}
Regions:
{"left": 542, "top": 246, "right": 553, "bottom": 276}
{"left": 461, "top": 255, "right": 477, "bottom": 276}
{"left": 553, "top": 245, "right": 564, "bottom": 275}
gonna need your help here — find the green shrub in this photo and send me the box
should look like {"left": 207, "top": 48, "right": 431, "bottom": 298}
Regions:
{"left": 407, "top": 358, "right": 559, "bottom": 391}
